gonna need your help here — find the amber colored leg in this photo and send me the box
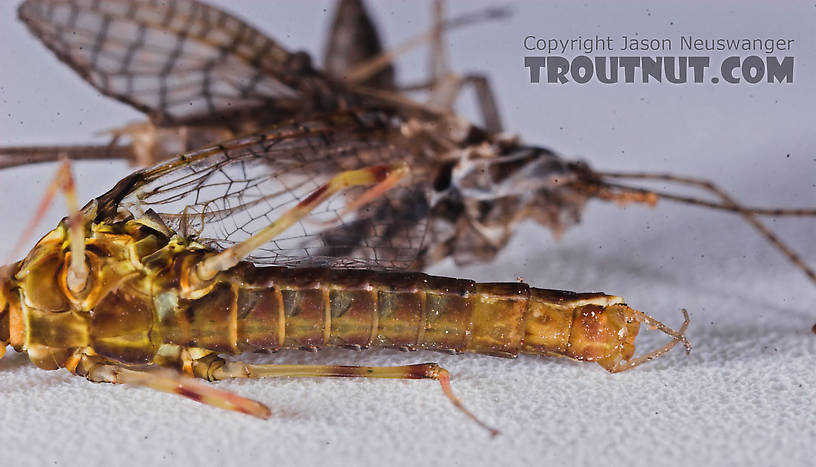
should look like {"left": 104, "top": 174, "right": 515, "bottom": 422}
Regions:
{"left": 344, "top": 3, "right": 508, "bottom": 87}
{"left": 189, "top": 353, "right": 498, "bottom": 436}
{"left": 428, "top": 0, "right": 448, "bottom": 86}
{"left": 65, "top": 352, "right": 271, "bottom": 419}
{"left": 458, "top": 74, "right": 503, "bottom": 133}
{"left": 415, "top": 73, "right": 503, "bottom": 134}
{"left": 5, "top": 157, "right": 89, "bottom": 292}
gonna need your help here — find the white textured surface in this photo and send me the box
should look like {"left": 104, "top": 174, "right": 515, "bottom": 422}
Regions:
{"left": 1, "top": 1, "right": 815, "bottom": 467}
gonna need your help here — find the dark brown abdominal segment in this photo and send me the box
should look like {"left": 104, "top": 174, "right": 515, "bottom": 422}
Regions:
{"left": 229, "top": 267, "right": 529, "bottom": 356}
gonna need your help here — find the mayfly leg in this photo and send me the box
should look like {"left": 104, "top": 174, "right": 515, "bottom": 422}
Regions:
{"left": 412, "top": 0, "right": 505, "bottom": 133}
{"left": 412, "top": 73, "right": 504, "bottom": 134}
{"left": 185, "top": 161, "right": 497, "bottom": 434}
{"left": 342, "top": 1, "right": 507, "bottom": 132}
{"left": 64, "top": 352, "right": 272, "bottom": 419}
{"left": 5, "top": 157, "right": 89, "bottom": 292}
{"left": 4, "top": 162, "right": 69, "bottom": 262}
{"left": 415, "top": 0, "right": 504, "bottom": 133}
{"left": 183, "top": 353, "right": 498, "bottom": 437}
{"left": 343, "top": 2, "right": 509, "bottom": 86}
{"left": 0, "top": 144, "right": 136, "bottom": 170}
{"left": 429, "top": 0, "right": 449, "bottom": 88}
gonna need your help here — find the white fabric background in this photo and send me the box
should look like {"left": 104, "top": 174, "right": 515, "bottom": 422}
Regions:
{"left": 1, "top": 1, "right": 815, "bottom": 466}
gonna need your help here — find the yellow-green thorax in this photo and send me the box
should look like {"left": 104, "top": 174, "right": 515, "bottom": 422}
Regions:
{"left": 2, "top": 216, "right": 201, "bottom": 369}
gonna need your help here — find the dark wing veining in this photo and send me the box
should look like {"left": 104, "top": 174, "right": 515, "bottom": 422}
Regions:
{"left": 92, "top": 111, "right": 432, "bottom": 270}
{"left": 18, "top": 0, "right": 340, "bottom": 126}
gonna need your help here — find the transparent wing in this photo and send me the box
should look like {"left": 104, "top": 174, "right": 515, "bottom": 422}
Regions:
{"left": 18, "top": 0, "right": 335, "bottom": 125}
{"left": 94, "top": 111, "right": 432, "bottom": 270}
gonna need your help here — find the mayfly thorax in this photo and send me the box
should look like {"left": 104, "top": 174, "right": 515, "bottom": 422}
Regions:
{"left": 0, "top": 0, "right": 813, "bottom": 434}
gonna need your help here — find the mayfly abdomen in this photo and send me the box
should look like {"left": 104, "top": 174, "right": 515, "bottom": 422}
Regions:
{"left": 172, "top": 265, "right": 640, "bottom": 367}
{"left": 223, "top": 267, "right": 527, "bottom": 356}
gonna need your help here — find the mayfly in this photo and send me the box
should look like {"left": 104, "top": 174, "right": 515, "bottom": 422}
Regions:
{"left": 0, "top": 0, "right": 813, "bottom": 435}
{"left": 0, "top": 110, "right": 693, "bottom": 436}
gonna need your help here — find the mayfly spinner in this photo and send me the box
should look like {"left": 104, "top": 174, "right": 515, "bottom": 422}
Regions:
{"left": 0, "top": 0, "right": 813, "bottom": 435}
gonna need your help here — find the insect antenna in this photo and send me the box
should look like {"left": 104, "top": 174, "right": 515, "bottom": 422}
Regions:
{"left": 574, "top": 170, "right": 816, "bottom": 288}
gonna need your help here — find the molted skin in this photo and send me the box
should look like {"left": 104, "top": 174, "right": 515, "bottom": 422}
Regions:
{"left": 0, "top": 218, "right": 642, "bottom": 372}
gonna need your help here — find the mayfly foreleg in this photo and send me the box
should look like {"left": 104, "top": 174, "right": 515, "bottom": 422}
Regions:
{"left": 64, "top": 351, "right": 272, "bottom": 419}
{"left": 342, "top": 1, "right": 510, "bottom": 89}
{"left": 5, "top": 161, "right": 72, "bottom": 262}
{"left": 407, "top": 1, "right": 504, "bottom": 133}
{"left": 59, "top": 158, "right": 90, "bottom": 293}
{"left": 416, "top": 73, "right": 504, "bottom": 134}
{"left": 395, "top": 71, "right": 504, "bottom": 134}
{"left": 429, "top": 0, "right": 449, "bottom": 86}
{"left": 181, "top": 351, "right": 498, "bottom": 436}
{"left": 419, "top": 1, "right": 502, "bottom": 132}
{"left": 5, "top": 157, "right": 89, "bottom": 292}
{"left": 454, "top": 74, "right": 503, "bottom": 134}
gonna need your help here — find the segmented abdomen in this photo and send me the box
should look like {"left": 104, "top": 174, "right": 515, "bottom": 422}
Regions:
{"left": 162, "top": 267, "right": 524, "bottom": 357}
{"left": 160, "top": 265, "right": 630, "bottom": 361}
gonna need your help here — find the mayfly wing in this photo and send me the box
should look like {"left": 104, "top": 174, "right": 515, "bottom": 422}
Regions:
{"left": 89, "top": 111, "right": 433, "bottom": 270}
{"left": 324, "top": 0, "right": 396, "bottom": 91}
{"left": 17, "top": 0, "right": 346, "bottom": 129}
